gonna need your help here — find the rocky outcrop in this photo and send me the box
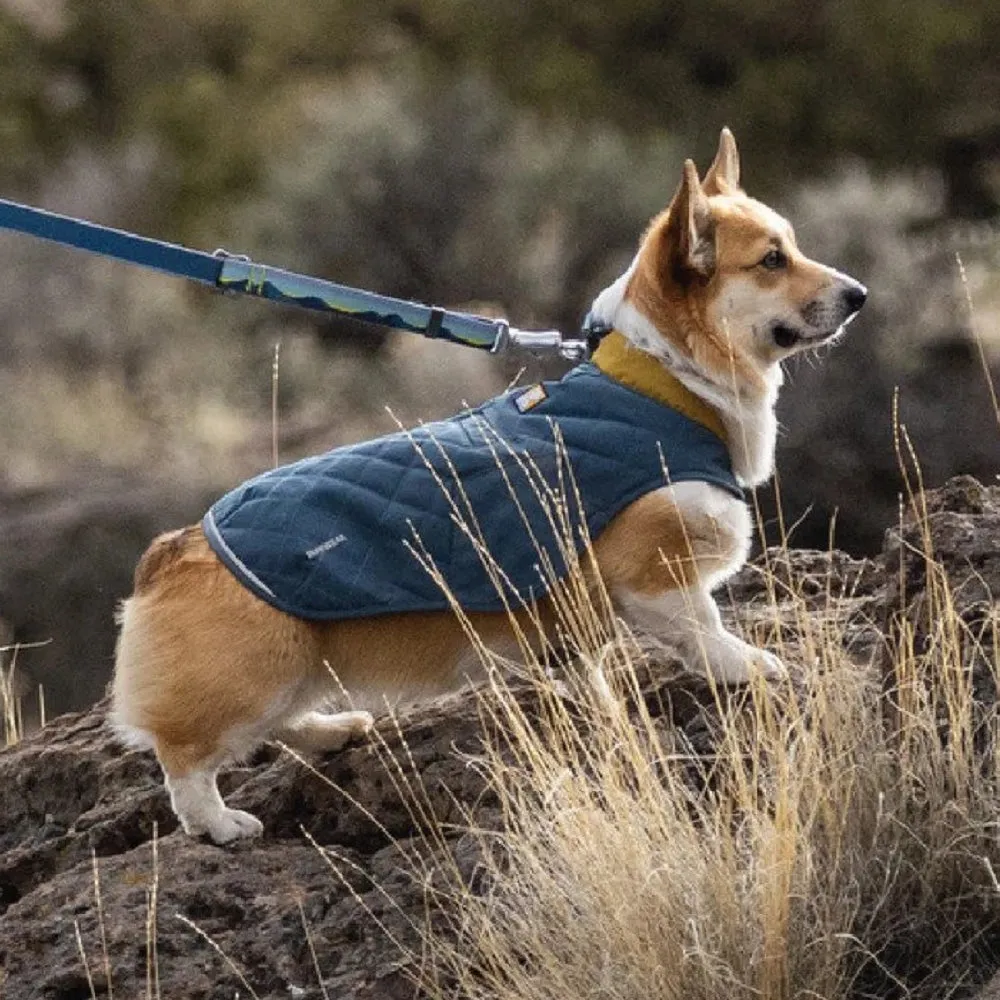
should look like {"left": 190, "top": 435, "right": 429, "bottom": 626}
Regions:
{"left": 0, "top": 693, "right": 488, "bottom": 999}
{"left": 0, "top": 476, "right": 997, "bottom": 1000}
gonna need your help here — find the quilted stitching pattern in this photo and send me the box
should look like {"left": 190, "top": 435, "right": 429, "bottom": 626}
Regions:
{"left": 203, "top": 363, "right": 742, "bottom": 620}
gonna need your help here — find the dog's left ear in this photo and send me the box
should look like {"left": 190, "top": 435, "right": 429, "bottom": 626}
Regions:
{"left": 703, "top": 127, "right": 741, "bottom": 196}
{"left": 666, "top": 159, "right": 716, "bottom": 281}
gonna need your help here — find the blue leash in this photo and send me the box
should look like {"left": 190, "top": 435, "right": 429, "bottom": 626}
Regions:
{"left": 0, "top": 196, "right": 587, "bottom": 359}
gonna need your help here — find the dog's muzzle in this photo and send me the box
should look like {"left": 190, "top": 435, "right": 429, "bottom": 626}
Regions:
{"left": 777, "top": 278, "right": 868, "bottom": 348}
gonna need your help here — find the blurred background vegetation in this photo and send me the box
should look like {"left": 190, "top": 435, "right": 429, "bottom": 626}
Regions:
{"left": 0, "top": 0, "right": 998, "bottom": 714}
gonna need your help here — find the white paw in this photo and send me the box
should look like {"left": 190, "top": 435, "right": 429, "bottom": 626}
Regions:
{"left": 200, "top": 807, "right": 264, "bottom": 845}
{"left": 751, "top": 647, "right": 787, "bottom": 682}
{"left": 279, "top": 709, "right": 375, "bottom": 753}
{"left": 341, "top": 710, "right": 374, "bottom": 736}
{"left": 704, "top": 639, "right": 786, "bottom": 685}
{"left": 314, "top": 709, "right": 374, "bottom": 748}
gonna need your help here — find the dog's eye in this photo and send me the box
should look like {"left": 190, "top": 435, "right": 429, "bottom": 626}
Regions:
{"left": 761, "top": 249, "right": 787, "bottom": 270}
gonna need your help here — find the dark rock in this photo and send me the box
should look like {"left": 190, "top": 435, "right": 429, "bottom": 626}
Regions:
{"left": 877, "top": 475, "right": 1000, "bottom": 730}
{"left": 0, "top": 668, "right": 745, "bottom": 999}
{"left": 881, "top": 475, "right": 1000, "bottom": 651}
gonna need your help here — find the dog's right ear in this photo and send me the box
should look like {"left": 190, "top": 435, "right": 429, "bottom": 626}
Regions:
{"left": 666, "top": 159, "right": 715, "bottom": 281}
{"left": 703, "top": 127, "right": 741, "bottom": 195}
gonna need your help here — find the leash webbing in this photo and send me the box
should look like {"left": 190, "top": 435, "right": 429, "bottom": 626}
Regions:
{"left": 0, "top": 196, "right": 587, "bottom": 359}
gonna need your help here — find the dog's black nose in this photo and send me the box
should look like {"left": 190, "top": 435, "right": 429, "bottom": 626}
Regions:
{"left": 842, "top": 281, "right": 867, "bottom": 314}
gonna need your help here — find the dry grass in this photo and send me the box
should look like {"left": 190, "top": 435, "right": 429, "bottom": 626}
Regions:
{"left": 1, "top": 643, "right": 20, "bottom": 746}
{"left": 370, "top": 283, "right": 1000, "bottom": 1000}
{"left": 405, "top": 514, "right": 999, "bottom": 1000}
{"left": 1, "top": 640, "right": 49, "bottom": 746}
{"left": 328, "top": 376, "right": 993, "bottom": 1000}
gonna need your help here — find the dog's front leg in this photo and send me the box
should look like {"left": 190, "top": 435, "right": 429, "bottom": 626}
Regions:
{"left": 617, "top": 585, "right": 785, "bottom": 684}
{"left": 594, "top": 484, "right": 785, "bottom": 684}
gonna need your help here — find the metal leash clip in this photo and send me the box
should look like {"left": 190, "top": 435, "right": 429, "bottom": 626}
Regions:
{"left": 493, "top": 322, "right": 590, "bottom": 361}
{"left": 212, "top": 248, "right": 251, "bottom": 261}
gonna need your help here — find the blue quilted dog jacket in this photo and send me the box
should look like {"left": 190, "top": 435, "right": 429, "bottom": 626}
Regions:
{"left": 203, "top": 361, "right": 741, "bottom": 620}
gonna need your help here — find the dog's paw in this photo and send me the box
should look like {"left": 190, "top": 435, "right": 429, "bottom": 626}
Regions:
{"left": 277, "top": 709, "right": 374, "bottom": 754}
{"left": 320, "top": 709, "right": 374, "bottom": 748}
{"left": 342, "top": 710, "right": 375, "bottom": 737}
{"left": 704, "top": 638, "right": 786, "bottom": 686}
{"left": 751, "top": 648, "right": 787, "bottom": 682}
{"left": 210, "top": 808, "right": 265, "bottom": 844}
{"left": 186, "top": 807, "right": 264, "bottom": 845}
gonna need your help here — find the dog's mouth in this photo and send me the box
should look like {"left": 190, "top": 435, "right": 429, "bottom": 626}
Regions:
{"left": 774, "top": 291, "right": 864, "bottom": 352}
{"left": 771, "top": 322, "right": 845, "bottom": 351}
{"left": 772, "top": 323, "right": 803, "bottom": 349}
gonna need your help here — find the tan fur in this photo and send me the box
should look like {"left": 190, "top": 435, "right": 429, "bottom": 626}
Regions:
{"left": 592, "top": 488, "right": 743, "bottom": 594}
{"left": 112, "top": 127, "right": 866, "bottom": 842}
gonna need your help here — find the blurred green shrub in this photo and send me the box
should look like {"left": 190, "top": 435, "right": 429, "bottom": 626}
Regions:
{"left": 386, "top": 0, "right": 1000, "bottom": 213}
{"left": 1, "top": 0, "right": 374, "bottom": 237}
{"left": 2, "top": 0, "right": 998, "bottom": 229}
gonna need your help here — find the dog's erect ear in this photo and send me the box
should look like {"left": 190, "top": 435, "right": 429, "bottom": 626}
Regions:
{"left": 666, "top": 159, "right": 715, "bottom": 280}
{"left": 703, "top": 127, "right": 741, "bottom": 196}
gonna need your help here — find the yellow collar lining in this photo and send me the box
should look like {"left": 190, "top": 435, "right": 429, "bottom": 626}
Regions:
{"left": 591, "top": 331, "right": 729, "bottom": 444}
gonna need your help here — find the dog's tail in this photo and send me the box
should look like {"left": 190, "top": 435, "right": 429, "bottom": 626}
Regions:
{"left": 110, "top": 589, "right": 157, "bottom": 749}
{"left": 133, "top": 527, "right": 189, "bottom": 593}
{"left": 111, "top": 524, "right": 210, "bottom": 745}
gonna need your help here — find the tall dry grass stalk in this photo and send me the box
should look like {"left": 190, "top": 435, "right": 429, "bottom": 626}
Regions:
{"left": 1, "top": 642, "right": 23, "bottom": 746}
{"left": 1, "top": 640, "right": 51, "bottom": 745}
{"left": 956, "top": 252, "right": 1000, "bottom": 433}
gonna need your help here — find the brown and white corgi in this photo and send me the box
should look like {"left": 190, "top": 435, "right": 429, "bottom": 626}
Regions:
{"left": 112, "top": 128, "right": 866, "bottom": 843}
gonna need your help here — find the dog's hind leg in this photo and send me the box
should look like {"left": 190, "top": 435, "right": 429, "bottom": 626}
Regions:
{"left": 274, "top": 710, "right": 373, "bottom": 753}
{"left": 158, "top": 745, "right": 265, "bottom": 843}
{"left": 112, "top": 524, "right": 346, "bottom": 843}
